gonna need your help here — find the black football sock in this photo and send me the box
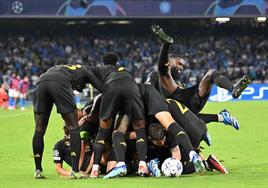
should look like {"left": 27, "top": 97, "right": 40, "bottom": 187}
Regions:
{"left": 93, "top": 127, "right": 111, "bottom": 164}
{"left": 112, "top": 131, "right": 126, "bottom": 162}
{"left": 135, "top": 128, "right": 148, "bottom": 162}
{"left": 212, "top": 71, "right": 233, "bottom": 92}
{"left": 158, "top": 44, "right": 170, "bottom": 66}
{"left": 167, "top": 122, "right": 194, "bottom": 159}
{"left": 182, "top": 162, "right": 196, "bottom": 174}
{"left": 69, "top": 127, "right": 81, "bottom": 172}
{"left": 198, "top": 113, "right": 219, "bottom": 123}
{"left": 32, "top": 131, "right": 44, "bottom": 171}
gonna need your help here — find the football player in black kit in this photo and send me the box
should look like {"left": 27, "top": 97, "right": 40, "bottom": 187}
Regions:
{"left": 53, "top": 123, "right": 115, "bottom": 178}
{"left": 53, "top": 125, "right": 93, "bottom": 177}
{"left": 103, "top": 83, "right": 206, "bottom": 178}
{"left": 89, "top": 53, "right": 148, "bottom": 178}
{"left": 146, "top": 25, "right": 250, "bottom": 140}
{"left": 146, "top": 98, "right": 228, "bottom": 176}
{"left": 32, "top": 63, "right": 104, "bottom": 179}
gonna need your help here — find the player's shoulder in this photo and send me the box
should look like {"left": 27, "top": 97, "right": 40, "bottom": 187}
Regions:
{"left": 54, "top": 138, "right": 69, "bottom": 148}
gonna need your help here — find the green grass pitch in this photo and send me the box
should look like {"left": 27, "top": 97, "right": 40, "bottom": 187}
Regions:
{"left": 0, "top": 101, "right": 267, "bottom": 188}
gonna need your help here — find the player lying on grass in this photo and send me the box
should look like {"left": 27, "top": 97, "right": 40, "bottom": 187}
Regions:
{"left": 146, "top": 122, "right": 228, "bottom": 176}
{"left": 53, "top": 120, "right": 116, "bottom": 178}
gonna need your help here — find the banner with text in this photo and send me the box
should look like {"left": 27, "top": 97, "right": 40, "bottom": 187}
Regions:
{"left": 209, "top": 84, "right": 268, "bottom": 102}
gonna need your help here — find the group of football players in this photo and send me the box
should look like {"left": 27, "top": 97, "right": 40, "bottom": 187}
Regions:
{"left": 32, "top": 25, "right": 250, "bottom": 179}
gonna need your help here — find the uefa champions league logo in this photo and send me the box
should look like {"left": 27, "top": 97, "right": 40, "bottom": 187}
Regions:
{"left": 56, "top": 0, "right": 126, "bottom": 16}
{"left": 205, "top": 0, "right": 267, "bottom": 16}
{"left": 12, "top": 1, "right": 24, "bottom": 14}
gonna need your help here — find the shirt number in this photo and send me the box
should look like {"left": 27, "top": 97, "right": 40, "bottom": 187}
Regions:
{"left": 166, "top": 98, "right": 188, "bottom": 114}
{"left": 63, "top": 64, "right": 82, "bottom": 70}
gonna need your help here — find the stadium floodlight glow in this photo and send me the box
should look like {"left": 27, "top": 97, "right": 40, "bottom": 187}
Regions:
{"left": 215, "top": 17, "right": 230, "bottom": 23}
{"left": 256, "top": 17, "right": 266, "bottom": 22}
{"left": 111, "top": 20, "right": 131, "bottom": 24}
{"left": 96, "top": 21, "right": 107, "bottom": 25}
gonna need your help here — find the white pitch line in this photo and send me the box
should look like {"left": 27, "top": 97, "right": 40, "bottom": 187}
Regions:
{"left": 0, "top": 111, "right": 33, "bottom": 118}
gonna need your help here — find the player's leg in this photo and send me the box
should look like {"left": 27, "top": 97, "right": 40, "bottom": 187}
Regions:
{"left": 149, "top": 121, "right": 205, "bottom": 173}
{"left": 206, "top": 154, "right": 228, "bottom": 174}
{"left": 62, "top": 111, "right": 86, "bottom": 178}
{"left": 133, "top": 119, "right": 149, "bottom": 176}
{"left": 92, "top": 119, "right": 112, "bottom": 177}
{"left": 8, "top": 89, "right": 14, "bottom": 110}
{"left": 32, "top": 82, "right": 53, "bottom": 179}
{"left": 232, "top": 75, "right": 251, "bottom": 98}
{"left": 32, "top": 112, "right": 51, "bottom": 179}
{"left": 198, "top": 110, "right": 240, "bottom": 130}
{"left": 198, "top": 69, "right": 231, "bottom": 97}
{"left": 51, "top": 82, "right": 85, "bottom": 178}
{"left": 103, "top": 114, "right": 129, "bottom": 179}
{"left": 125, "top": 84, "right": 149, "bottom": 176}
{"left": 198, "top": 69, "right": 250, "bottom": 98}
{"left": 19, "top": 93, "right": 26, "bottom": 110}
{"left": 151, "top": 25, "right": 174, "bottom": 45}
{"left": 151, "top": 25, "right": 174, "bottom": 77}
{"left": 92, "top": 86, "right": 120, "bottom": 177}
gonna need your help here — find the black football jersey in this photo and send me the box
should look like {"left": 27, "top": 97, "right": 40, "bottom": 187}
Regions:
{"left": 37, "top": 64, "right": 103, "bottom": 92}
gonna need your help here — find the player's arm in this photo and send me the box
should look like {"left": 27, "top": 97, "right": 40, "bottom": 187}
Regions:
{"left": 55, "top": 163, "right": 72, "bottom": 177}
{"left": 170, "top": 145, "right": 181, "bottom": 161}
{"left": 53, "top": 147, "right": 71, "bottom": 177}
{"left": 86, "top": 69, "right": 104, "bottom": 93}
{"left": 79, "top": 140, "right": 85, "bottom": 170}
{"left": 84, "top": 152, "right": 94, "bottom": 174}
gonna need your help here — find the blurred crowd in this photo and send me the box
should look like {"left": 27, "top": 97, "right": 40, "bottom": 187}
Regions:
{"left": 0, "top": 25, "right": 268, "bottom": 108}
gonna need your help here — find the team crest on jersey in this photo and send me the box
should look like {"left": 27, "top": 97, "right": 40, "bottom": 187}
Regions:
{"left": 64, "top": 140, "right": 70, "bottom": 146}
{"left": 53, "top": 149, "right": 60, "bottom": 157}
{"left": 53, "top": 149, "right": 61, "bottom": 160}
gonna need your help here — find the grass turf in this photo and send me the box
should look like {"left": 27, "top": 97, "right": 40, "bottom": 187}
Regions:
{"left": 0, "top": 101, "right": 267, "bottom": 188}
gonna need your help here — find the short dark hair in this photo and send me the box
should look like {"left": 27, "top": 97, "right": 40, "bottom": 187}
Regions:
{"left": 63, "top": 124, "right": 69, "bottom": 136}
{"left": 102, "top": 53, "right": 118, "bottom": 66}
{"left": 168, "top": 53, "right": 183, "bottom": 59}
{"left": 148, "top": 123, "right": 166, "bottom": 140}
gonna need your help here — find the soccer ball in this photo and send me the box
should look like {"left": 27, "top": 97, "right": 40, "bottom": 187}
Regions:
{"left": 161, "top": 157, "right": 183, "bottom": 177}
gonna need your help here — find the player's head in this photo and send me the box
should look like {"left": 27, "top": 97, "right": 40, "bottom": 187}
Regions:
{"left": 168, "top": 54, "right": 185, "bottom": 79}
{"left": 63, "top": 124, "right": 70, "bottom": 138}
{"left": 102, "top": 52, "right": 119, "bottom": 66}
{"left": 148, "top": 123, "right": 167, "bottom": 147}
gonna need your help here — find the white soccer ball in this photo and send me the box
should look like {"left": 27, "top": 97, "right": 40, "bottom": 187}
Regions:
{"left": 161, "top": 157, "right": 183, "bottom": 177}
